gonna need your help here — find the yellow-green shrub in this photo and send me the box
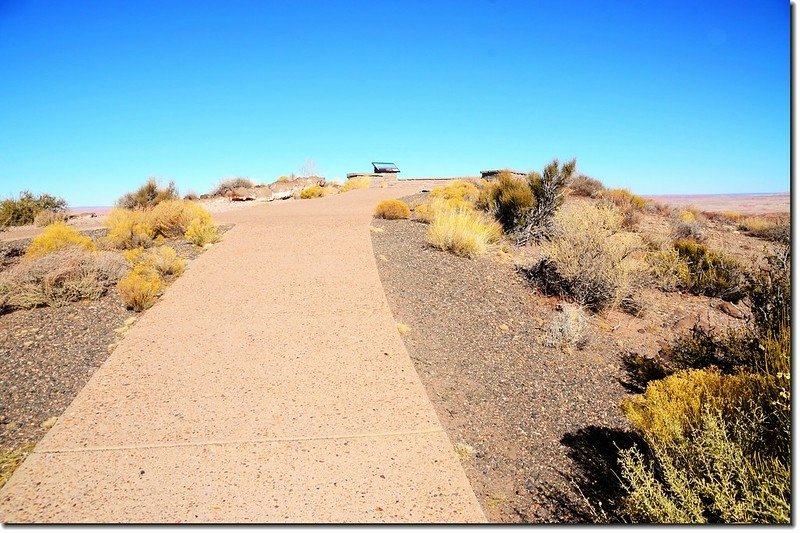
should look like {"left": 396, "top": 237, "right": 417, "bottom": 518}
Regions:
{"left": 648, "top": 248, "right": 691, "bottom": 291}
{"left": 603, "top": 188, "right": 648, "bottom": 210}
{"left": 677, "top": 209, "right": 696, "bottom": 223}
{"left": 25, "top": 222, "right": 95, "bottom": 259}
{"left": 340, "top": 176, "right": 371, "bottom": 192}
{"left": 0, "top": 191, "right": 67, "bottom": 228}
{"left": 413, "top": 203, "right": 434, "bottom": 223}
{"left": 117, "top": 263, "right": 162, "bottom": 311}
{"left": 184, "top": 218, "right": 219, "bottom": 246}
{"left": 673, "top": 239, "right": 745, "bottom": 301}
{"left": 477, "top": 172, "right": 535, "bottom": 232}
{"left": 141, "top": 246, "right": 185, "bottom": 277}
{"left": 149, "top": 200, "right": 212, "bottom": 238}
{"left": 373, "top": 199, "right": 411, "bottom": 220}
{"left": 429, "top": 180, "right": 480, "bottom": 204}
{"left": 105, "top": 208, "right": 155, "bottom": 249}
{"left": 529, "top": 203, "right": 646, "bottom": 311}
{"left": 300, "top": 185, "right": 325, "bottom": 199}
{"left": 427, "top": 206, "right": 501, "bottom": 257}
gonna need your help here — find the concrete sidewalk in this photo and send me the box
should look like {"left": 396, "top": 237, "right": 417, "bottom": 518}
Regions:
{"left": 0, "top": 185, "right": 485, "bottom": 523}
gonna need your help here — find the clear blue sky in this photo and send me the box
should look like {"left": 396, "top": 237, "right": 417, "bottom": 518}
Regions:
{"left": 0, "top": 0, "right": 789, "bottom": 206}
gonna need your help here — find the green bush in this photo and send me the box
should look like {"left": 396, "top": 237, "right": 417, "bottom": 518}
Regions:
{"left": 617, "top": 245, "right": 790, "bottom": 524}
{"left": 477, "top": 172, "right": 535, "bottom": 232}
{"left": 116, "top": 178, "right": 178, "bottom": 209}
{"left": 673, "top": 239, "right": 745, "bottom": 302}
{"left": 516, "top": 158, "right": 576, "bottom": 244}
{"left": 0, "top": 191, "right": 67, "bottom": 228}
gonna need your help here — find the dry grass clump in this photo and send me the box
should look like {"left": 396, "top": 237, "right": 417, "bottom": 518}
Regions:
{"left": 598, "top": 188, "right": 648, "bottom": 228}
{"left": 647, "top": 247, "right": 691, "bottom": 292}
{"left": 300, "top": 185, "right": 338, "bottom": 199}
{"left": 117, "top": 178, "right": 178, "bottom": 209}
{"left": 0, "top": 444, "right": 35, "bottom": 490}
{"left": 0, "top": 246, "right": 128, "bottom": 313}
{"left": 184, "top": 218, "right": 219, "bottom": 246}
{"left": 149, "top": 200, "right": 212, "bottom": 238}
{"left": 25, "top": 222, "right": 96, "bottom": 259}
{"left": 33, "top": 209, "right": 70, "bottom": 227}
{"left": 526, "top": 202, "right": 646, "bottom": 312}
{"left": 117, "top": 263, "right": 163, "bottom": 311}
{"left": 477, "top": 172, "right": 535, "bottom": 232}
{"left": 429, "top": 180, "right": 481, "bottom": 204}
{"left": 737, "top": 215, "right": 789, "bottom": 244}
{"left": 427, "top": 206, "right": 502, "bottom": 257}
{"left": 340, "top": 176, "right": 371, "bottom": 192}
{"left": 543, "top": 304, "right": 587, "bottom": 351}
{"left": 672, "top": 239, "right": 745, "bottom": 302}
{"left": 0, "top": 191, "right": 67, "bottom": 228}
{"left": 373, "top": 199, "right": 411, "bottom": 220}
{"left": 105, "top": 208, "right": 155, "bottom": 249}
{"left": 124, "top": 246, "right": 185, "bottom": 277}
{"left": 105, "top": 202, "right": 218, "bottom": 249}
{"left": 568, "top": 174, "right": 605, "bottom": 197}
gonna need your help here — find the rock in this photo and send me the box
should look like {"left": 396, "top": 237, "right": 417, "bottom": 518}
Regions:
{"left": 498, "top": 324, "right": 510, "bottom": 332}
{"left": 718, "top": 301, "right": 744, "bottom": 319}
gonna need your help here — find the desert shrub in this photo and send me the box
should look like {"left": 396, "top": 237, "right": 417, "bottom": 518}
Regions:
{"left": 672, "top": 221, "right": 705, "bottom": 241}
{"left": 117, "top": 263, "right": 163, "bottom": 311}
{"left": 117, "top": 178, "right": 178, "bottom": 209}
{"left": 149, "top": 200, "right": 212, "bottom": 238}
{"left": 373, "top": 199, "right": 411, "bottom": 220}
{"left": 647, "top": 248, "right": 690, "bottom": 291}
{"left": 477, "top": 172, "right": 535, "bottom": 232}
{"left": 600, "top": 188, "right": 648, "bottom": 228}
{"left": 0, "top": 246, "right": 127, "bottom": 312}
{"left": 543, "top": 304, "right": 587, "bottom": 351}
{"left": 208, "top": 177, "right": 255, "bottom": 197}
{"left": 619, "top": 368, "right": 789, "bottom": 523}
{"left": 183, "top": 190, "right": 199, "bottom": 201}
{"left": 427, "top": 206, "right": 501, "bottom": 257}
{"left": 620, "top": 408, "right": 789, "bottom": 524}
{"left": 617, "top": 244, "right": 790, "bottom": 523}
{"left": 0, "top": 191, "right": 67, "bottom": 228}
{"left": 526, "top": 203, "right": 646, "bottom": 312}
{"left": 143, "top": 246, "right": 186, "bottom": 277}
{"left": 25, "top": 222, "right": 95, "bottom": 259}
{"left": 413, "top": 203, "right": 435, "bottom": 223}
{"left": 676, "top": 209, "right": 697, "bottom": 223}
{"left": 568, "top": 174, "right": 605, "bottom": 197}
{"left": 105, "top": 208, "right": 155, "bottom": 249}
{"left": 602, "top": 188, "right": 648, "bottom": 211}
{"left": 738, "top": 216, "right": 789, "bottom": 244}
{"left": 429, "top": 180, "right": 480, "bottom": 204}
{"left": 516, "top": 158, "right": 576, "bottom": 244}
{"left": 340, "top": 176, "right": 371, "bottom": 192}
{"left": 673, "top": 239, "right": 745, "bottom": 302}
{"left": 300, "top": 185, "right": 325, "bottom": 199}
{"left": 33, "top": 209, "right": 70, "bottom": 227}
{"left": 0, "top": 444, "right": 35, "bottom": 490}
{"left": 184, "top": 218, "right": 219, "bottom": 246}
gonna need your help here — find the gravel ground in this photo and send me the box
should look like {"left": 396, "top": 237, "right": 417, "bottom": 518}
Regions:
{"left": 0, "top": 224, "right": 232, "bottom": 453}
{"left": 371, "top": 217, "right": 634, "bottom": 523}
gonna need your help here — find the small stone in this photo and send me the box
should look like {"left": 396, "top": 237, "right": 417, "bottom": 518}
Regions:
{"left": 124, "top": 317, "right": 137, "bottom": 326}
{"left": 718, "top": 301, "right": 744, "bottom": 319}
{"left": 23, "top": 340, "right": 34, "bottom": 348}
{"left": 113, "top": 326, "right": 128, "bottom": 334}
{"left": 498, "top": 324, "right": 509, "bottom": 332}
{"left": 378, "top": 254, "right": 388, "bottom": 262}
{"left": 41, "top": 417, "right": 58, "bottom": 430}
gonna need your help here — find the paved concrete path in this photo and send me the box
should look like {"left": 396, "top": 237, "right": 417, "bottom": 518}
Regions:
{"left": 0, "top": 185, "right": 485, "bottom": 523}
